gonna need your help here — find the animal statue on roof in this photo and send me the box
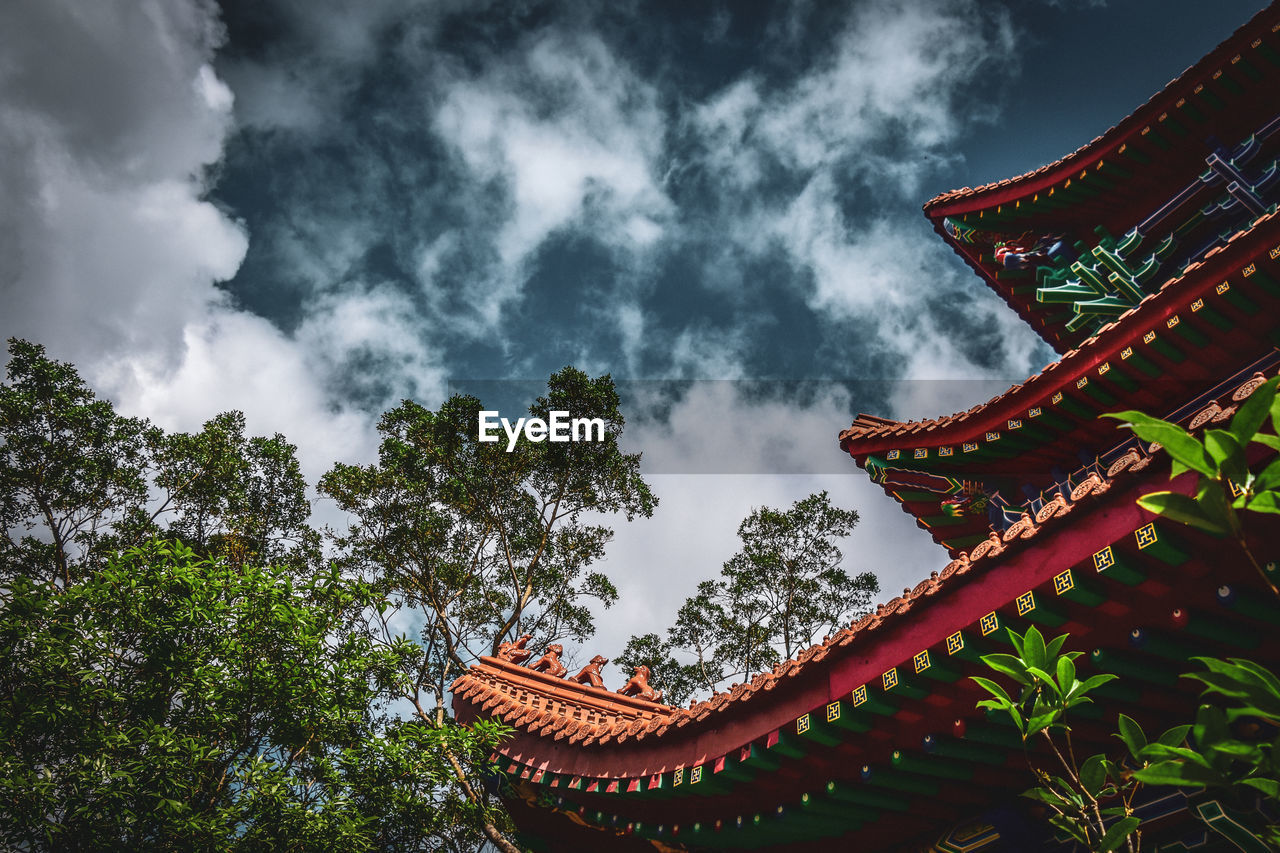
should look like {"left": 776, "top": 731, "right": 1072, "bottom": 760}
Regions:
{"left": 496, "top": 633, "right": 534, "bottom": 664}
{"left": 571, "top": 655, "right": 608, "bottom": 688}
{"left": 617, "top": 665, "right": 663, "bottom": 703}
{"left": 530, "top": 644, "right": 567, "bottom": 678}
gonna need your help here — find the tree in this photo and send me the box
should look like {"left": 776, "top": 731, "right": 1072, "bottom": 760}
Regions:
{"left": 0, "top": 339, "right": 152, "bottom": 586}
{"left": 0, "top": 539, "right": 511, "bottom": 852}
{"left": 151, "top": 410, "right": 319, "bottom": 572}
{"left": 0, "top": 339, "right": 320, "bottom": 584}
{"left": 0, "top": 340, "right": 543, "bottom": 851}
{"left": 620, "top": 491, "right": 877, "bottom": 705}
{"left": 319, "top": 368, "right": 655, "bottom": 849}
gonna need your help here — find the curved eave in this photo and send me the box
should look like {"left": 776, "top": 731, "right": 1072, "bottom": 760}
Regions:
{"left": 922, "top": 5, "right": 1280, "bottom": 220}
{"left": 839, "top": 211, "right": 1280, "bottom": 461}
{"left": 922, "top": 4, "right": 1280, "bottom": 351}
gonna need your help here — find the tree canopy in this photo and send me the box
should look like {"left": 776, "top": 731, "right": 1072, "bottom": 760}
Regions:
{"left": 618, "top": 491, "right": 878, "bottom": 707}
{"left": 1, "top": 339, "right": 657, "bottom": 852}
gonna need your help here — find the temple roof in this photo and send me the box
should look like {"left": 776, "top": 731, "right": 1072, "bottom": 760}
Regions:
{"left": 839, "top": 210, "right": 1280, "bottom": 554}
{"left": 923, "top": 5, "right": 1280, "bottom": 350}
{"left": 451, "top": 395, "right": 1253, "bottom": 761}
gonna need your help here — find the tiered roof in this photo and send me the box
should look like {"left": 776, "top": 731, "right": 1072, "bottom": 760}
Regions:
{"left": 451, "top": 7, "right": 1280, "bottom": 850}
{"left": 840, "top": 210, "right": 1280, "bottom": 554}
{"left": 924, "top": 6, "right": 1280, "bottom": 351}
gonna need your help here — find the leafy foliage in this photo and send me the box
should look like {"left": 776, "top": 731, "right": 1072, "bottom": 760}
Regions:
{"left": 1130, "top": 657, "right": 1280, "bottom": 846}
{"left": 972, "top": 626, "right": 1190, "bottom": 852}
{"left": 622, "top": 492, "right": 877, "bottom": 703}
{"left": 319, "top": 367, "right": 656, "bottom": 710}
{"left": 0, "top": 540, "right": 512, "bottom": 852}
{"left": 1103, "top": 375, "right": 1280, "bottom": 595}
{"left": 5, "top": 341, "right": 658, "bottom": 851}
{"left": 0, "top": 339, "right": 318, "bottom": 585}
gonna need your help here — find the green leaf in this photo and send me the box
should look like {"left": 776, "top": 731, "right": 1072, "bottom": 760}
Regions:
{"left": 1139, "top": 744, "right": 1213, "bottom": 767}
{"left": 1204, "top": 429, "right": 1247, "bottom": 486}
{"left": 1240, "top": 777, "right": 1280, "bottom": 798}
{"left": 1026, "top": 666, "right": 1061, "bottom": 694}
{"left": 1156, "top": 724, "right": 1192, "bottom": 747}
{"left": 1006, "top": 627, "right": 1025, "bottom": 658}
{"left": 1044, "top": 632, "right": 1069, "bottom": 661}
{"left": 1247, "top": 491, "right": 1280, "bottom": 515}
{"left": 1229, "top": 376, "right": 1278, "bottom": 446}
{"left": 1102, "top": 411, "right": 1214, "bottom": 475}
{"left": 1253, "top": 433, "right": 1280, "bottom": 453}
{"left": 1049, "top": 814, "right": 1088, "bottom": 844}
{"left": 1255, "top": 457, "right": 1280, "bottom": 492}
{"left": 1056, "top": 656, "right": 1077, "bottom": 696}
{"left": 1024, "top": 625, "right": 1046, "bottom": 672}
{"left": 1080, "top": 673, "right": 1118, "bottom": 691}
{"left": 1132, "top": 760, "right": 1220, "bottom": 787}
{"left": 1025, "top": 712, "right": 1059, "bottom": 737}
{"left": 1116, "top": 714, "right": 1147, "bottom": 759}
{"left": 980, "top": 654, "right": 1031, "bottom": 686}
{"left": 1080, "top": 753, "right": 1106, "bottom": 797}
{"left": 1098, "top": 817, "right": 1140, "bottom": 853}
{"left": 971, "top": 677, "right": 1014, "bottom": 705}
{"left": 1136, "top": 491, "right": 1229, "bottom": 535}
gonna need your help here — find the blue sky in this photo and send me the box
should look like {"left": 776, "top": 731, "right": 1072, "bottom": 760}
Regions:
{"left": 0, "top": 0, "right": 1268, "bottom": 667}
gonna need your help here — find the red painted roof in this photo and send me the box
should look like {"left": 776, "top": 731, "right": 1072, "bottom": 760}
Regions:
{"left": 840, "top": 210, "right": 1280, "bottom": 457}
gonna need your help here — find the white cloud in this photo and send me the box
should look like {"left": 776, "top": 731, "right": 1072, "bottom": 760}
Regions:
{"left": 0, "top": 1, "right": 243, "bottom": 367}
{"left": 0, "top": 0, "right": 421, "bottom": 488}
{"left": 433, "top": 31, "right": 673, "bottom": 327}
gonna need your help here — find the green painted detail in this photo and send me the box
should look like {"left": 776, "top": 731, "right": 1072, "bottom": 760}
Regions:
{"left": 1133, "top": 522, "right": 1191, "bottom": 566}
{"left": 824, "top": 780, "right": 910, "bottom": 812}
{"left": 1193, "top": 303, "right": 1233, "bottom": 331}
{"left": 1194, "top": 86, "right": 1226, "bottom": 110}
{"left": 1054, "top": 394, "right": 1095, "bottom": 420}
{"left": 766, "top": 729, "right": 807, "bottom": 761}
{"left": 737, "top": 741, "right": 781, "bottom": 774}
{"left": 1089, "top": 648, "right": 1181, "bottom": 688}
{"left": 1078, "top": 380, "right": 1119, "bottom": 407}
{"left": 1055, "top": 576, "right": 1106, "bottom": 608}
{"left": 1179, "top": 611, "right": 1261, "bottom": 648}
{"left": 1120, "top": 349, "right": 1163, "bottom": 378}
{"left": 794, "top": 713, "right": 843, "bottom": 747}
{"left": 1168, "top": 319, "right": 1209, "bottom": 347}
{"left": 1222, "top": 286, "right": 1259, "bottom": 313}
{"left": 1222, "top": 591, "right": 1280, "bottom": 626}
{"left": 1090, "top": 548, "right": 1146, "bottom": 586}
{"left": 1145, "top": 334, "right": 1187, "bottom": 363}
{"left": 913, "top": 658, "right": 963, "bottom": 684}
{"left": 1247, "top": 268, "right": 1280, "bottom": 297}
{"left": 1122, "top": 144, "right": 1153, "bottom": 165}
{"left": 713, "top": 751, "right": 758, "bottom": 785}
{"left": 930, "top": 735, "right": 1011, "bottom": 766}
{"left": 944, "top": 532, "right": 993, "bottom": 551}
{"left": 1159, "top": 115, "right": 1190, "bottom": 137}
{"left": 1130, "top": 629, "right": 1204, "bottom": 664}
{"left": 1194, "top": 797, "right": 1272, "bottom": 852}
{"left": 800, "top": 791, "right": 876, "bottom": 824}
{"left": 959, "top": 721, "right": 1023, "bottom": 750}
{"left": 890, "top": 749, "right": 973, "bottom": 781}
{"left": 1177, "top": 100, "right": 1207, "bottom": 123}
{"left": 860, "top": 767, "right": 938, "bottom": 796}
{"left": 1233, "top": 56, "right": 1264, "bottom": 81}
{"left": 1018, "top": 602, "right": 1068, "bottom": 629}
